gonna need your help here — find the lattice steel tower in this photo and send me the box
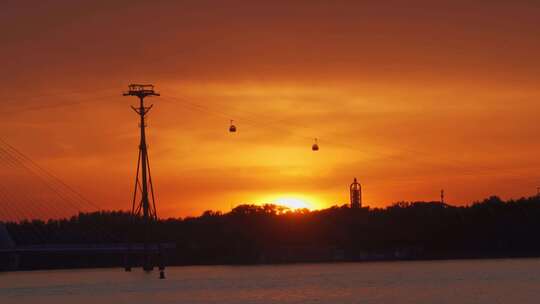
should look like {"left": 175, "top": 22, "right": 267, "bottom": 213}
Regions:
{"left": 123, "top": 84, "right": 160, "bottom": 272}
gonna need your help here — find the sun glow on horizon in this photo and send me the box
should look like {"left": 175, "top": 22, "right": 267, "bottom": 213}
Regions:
{"left": 257, "top": 194, "right": 321, "bottom": 211}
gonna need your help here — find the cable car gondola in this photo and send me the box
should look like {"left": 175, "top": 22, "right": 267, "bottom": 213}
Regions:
{"left": 312, "top": 138, "right": 319, "bottom": 151}
{"left": 229, "top": 120, "right": 237, "bottom": 133}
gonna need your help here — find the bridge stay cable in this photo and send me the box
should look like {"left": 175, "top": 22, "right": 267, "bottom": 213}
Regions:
{"left": 0, "top": 141, "right": 124, "bottom": 244}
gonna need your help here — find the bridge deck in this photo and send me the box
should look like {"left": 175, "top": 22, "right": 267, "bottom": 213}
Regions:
{"left": 0, "top": 243, "right": 175, "bottom": 254}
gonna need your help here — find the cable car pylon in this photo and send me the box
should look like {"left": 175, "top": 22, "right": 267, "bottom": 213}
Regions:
{"left": 123, "top": 84, "right": 166, "bottom": 279}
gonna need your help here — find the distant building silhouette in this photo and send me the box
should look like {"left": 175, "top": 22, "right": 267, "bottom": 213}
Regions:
{"left": 350, "top": 178, "right": 362, "bottom": 208}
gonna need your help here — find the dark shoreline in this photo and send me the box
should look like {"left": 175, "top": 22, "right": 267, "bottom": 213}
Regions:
{"left": 4, "top": 253, "right": 540, "bottom": 273}
{"left": 4, "top": 195, "right": 540, "bottom": 272}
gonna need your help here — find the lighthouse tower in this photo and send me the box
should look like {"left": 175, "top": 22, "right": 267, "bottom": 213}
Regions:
{"left": 350, "top": 178, "right": 362, "bottom": 209}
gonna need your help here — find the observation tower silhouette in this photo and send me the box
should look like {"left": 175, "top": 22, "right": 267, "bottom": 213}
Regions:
{"left": 350, "top": 178, "right": 362, "bottom": 208}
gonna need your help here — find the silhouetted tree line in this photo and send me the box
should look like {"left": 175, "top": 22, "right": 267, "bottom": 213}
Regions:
{"left": 4, "top": 195, "right": 540, "bottom": 270}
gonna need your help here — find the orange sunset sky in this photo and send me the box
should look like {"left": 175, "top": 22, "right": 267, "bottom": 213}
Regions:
{"left": 1, "top": 1, "right": 540, "bottom": 218}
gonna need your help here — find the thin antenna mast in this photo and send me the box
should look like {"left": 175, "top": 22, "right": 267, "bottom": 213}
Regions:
{"left": 441, "top": 189, "right": 445, "bottom": 204}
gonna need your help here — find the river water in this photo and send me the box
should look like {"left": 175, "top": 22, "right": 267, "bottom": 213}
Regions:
{"left": 1, "top": 258, "right": 540, "bottom": 303}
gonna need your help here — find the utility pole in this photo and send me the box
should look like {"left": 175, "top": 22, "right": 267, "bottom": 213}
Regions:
{"left": 123, "top": 84, "right": 164, "bottom": 277}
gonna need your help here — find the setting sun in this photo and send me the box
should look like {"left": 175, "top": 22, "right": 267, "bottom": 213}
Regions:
{"left": 258, "top": 194, "right": 320, "bottom": 211}
{"left": 275, "top": 198, "right": 310, "bottom": 210}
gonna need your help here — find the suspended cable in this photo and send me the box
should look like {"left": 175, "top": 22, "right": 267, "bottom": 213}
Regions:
{"left": 160, "top": 95, "right": 313, "bottom": 142}
{"left": 0, "top": 149, "right": 60, "bottom": 220}
{"left": 0, "top": 142, "right": 122, "bottom": 242}
{"left": 1, "top": 93, "right": 118, "bottom": 116}
{"left": 0, "top": 139, "right": 105, "bottom": 211}
{"left": 161, "top": 93, "right": 470, "bottom": 166}
{"left": 0, "top": 147, "right": 79, "bottom": 218}
{"left": 3, "top": 87, "right": 119, "bottom": 106}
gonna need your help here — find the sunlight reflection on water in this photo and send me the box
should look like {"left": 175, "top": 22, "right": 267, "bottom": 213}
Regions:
{"left": 1, "top": 259, "right": 540, "bottom": 304}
